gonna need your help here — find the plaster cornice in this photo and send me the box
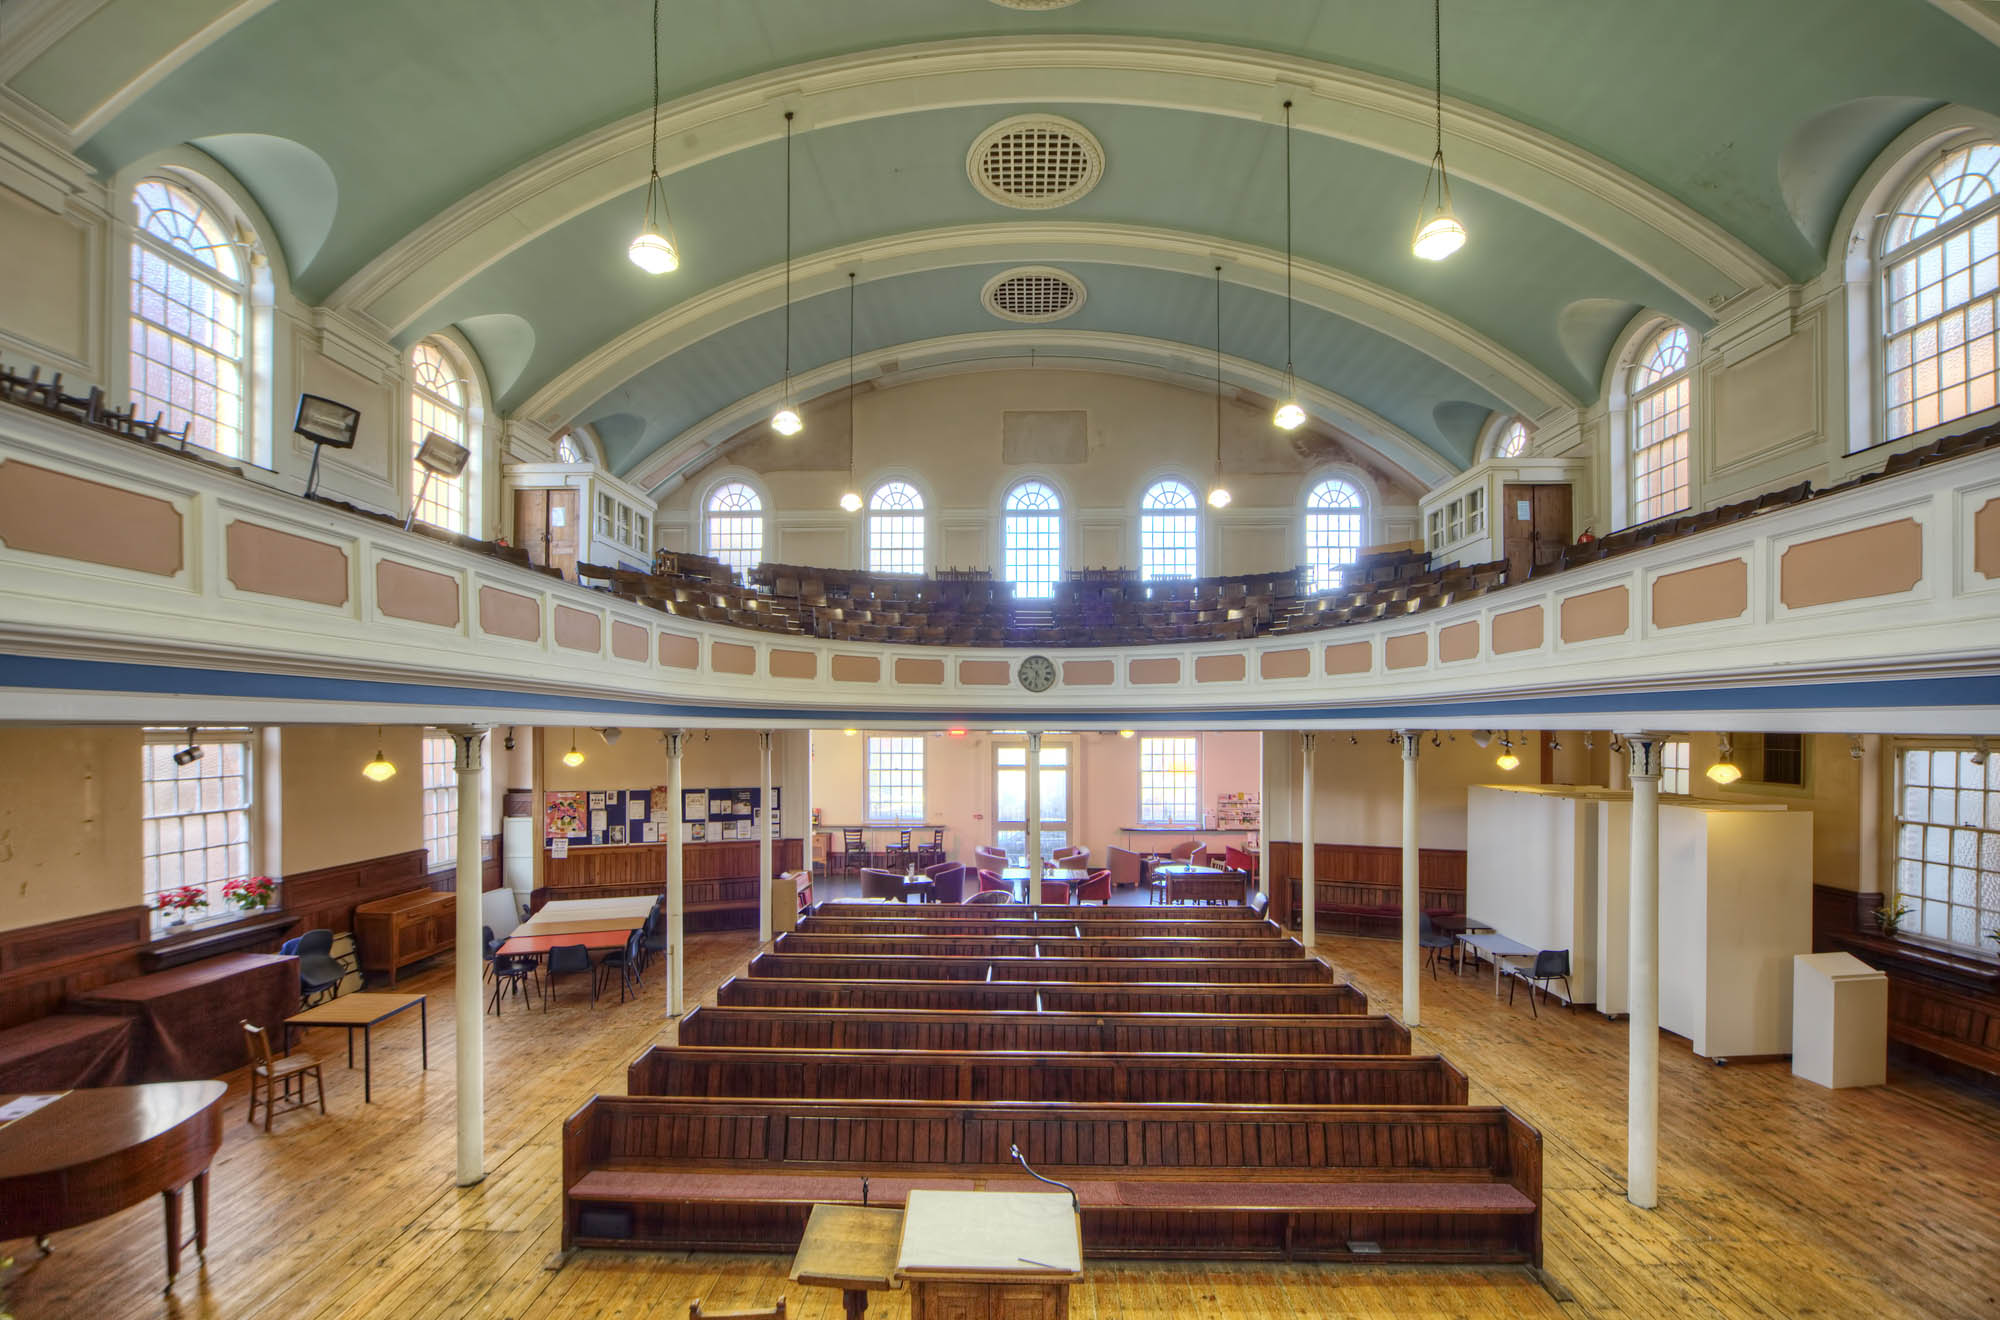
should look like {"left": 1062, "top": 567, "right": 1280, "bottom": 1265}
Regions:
{"left": 330, "top": 36, "right": 1783, "bottom": 334}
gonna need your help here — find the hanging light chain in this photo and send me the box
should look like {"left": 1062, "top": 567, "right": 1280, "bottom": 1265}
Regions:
{"left": 1283, "top": 99, "right": 1294, "bottom": 382}
{"left": 650, "top": 0, "right": 661, "bottom": 180}
{"left": 783, "top": 111, "right": 794, "bottom": 392}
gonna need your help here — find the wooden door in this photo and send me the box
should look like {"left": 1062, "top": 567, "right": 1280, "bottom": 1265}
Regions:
{"left": 514, "top": 488, "right": 581, "bottom": 580}
{"left": 1501, "top": 483, "right": 1572, "bottom": 580}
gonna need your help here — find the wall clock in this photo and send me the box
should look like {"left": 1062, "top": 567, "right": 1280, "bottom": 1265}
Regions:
{"left": 1018, "top": 654, "right": 1057, "bottom": 692}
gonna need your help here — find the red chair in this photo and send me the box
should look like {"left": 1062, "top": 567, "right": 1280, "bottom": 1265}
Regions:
{"left": 925, "top": 862, "right": 967, "bottom": 904}
{"left": 1040, "top": 880, "right": 1071, "bottom": 905}
{"left": 1224, "top": 846, "right": 1258, "bottom": 878}
{"left": 974, "top": 845, "right": 1009, "bottom": 872}
{"left": 1075, "top": 868, "right": 1111, "bottom": 904}
{"left": 1051, "top": 845, "right": 1089, "bottom": 869}
{"left": 977, "top": 868, "right": 1008, "bottom": 893}
{"left": 1107, "top": 846, "right": 1144, "bottom": 891}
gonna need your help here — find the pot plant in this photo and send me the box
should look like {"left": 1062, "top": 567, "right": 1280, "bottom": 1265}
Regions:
{"left": 1874, "top": 889, "right": 1912, "bottom": 937}
{"left": 156, "top": 884, "right": 209, "bottom": 927}
{"left": 222, "top": 874, "right": 276, "bottom": 911}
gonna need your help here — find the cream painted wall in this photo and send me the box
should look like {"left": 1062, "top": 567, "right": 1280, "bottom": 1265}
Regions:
{"left": 278, "top": 725, "right": 425, "bottom": 875}
{"left": 671, "top": 369, "right": 1427, "bottom": 576}
{"left": 1298, "top": 731, "right": 1547, "bottom": 850}
{"left": 1669, "top": 731, "right": 1860, "bottom": 891}
{"left": 0, "top": 727, "right": 143, "bottom": 931}
{"left": 0, "top": 183, "right": 97, "bottom": 373}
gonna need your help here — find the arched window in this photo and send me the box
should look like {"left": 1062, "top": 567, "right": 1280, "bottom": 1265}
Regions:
{"left": 1881, "top": 141, "right": 2000, "bottom": 441}
{"left": 409, "top": 340, "right": 472, "bottom": 533}
{"left": 868, "top": 481, "right": 925, "bottom": 575}
{"left": 706, "top": 481, "right": 764, "bottom": 578}
{"left": 1002, "top": 480, "right": 1063, "bottom": 599}
{"left": 129, "top": 178, "right": 250, "bottom": 460}
{"left": 1493, "top": 419, "right": 1529, "bottom": 459}
{"left": 556, "top": 432, "right": 586, "bottom": 464}
{"left": 1139, "top": 479, "right": 1199, "bottom": 582}
{"left": 1303, "top": 478, "right": 1364, "bottom": 592}
{"left": 1629, "top": 324, "right": 1693, "bottom": 524}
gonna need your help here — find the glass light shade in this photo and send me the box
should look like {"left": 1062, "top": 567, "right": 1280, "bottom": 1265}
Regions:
{"left": 1273, "top": 400, "right": 1307, "bottom": 430}
{"left": 1495, "top": 752, "right": 1521, "bottom": 771}
{"left": 1119, "top": 729, "right": 1136, "bottom": 739}
{"left": 839, "top": 490, "right": 862, "bottom": 512}
{"left": 562, "top": 747, "right": 585, "bottom": 768}
{"left": 843, "top": 728, "right": 859, "bottom": 736}
{"left": 628, "top": 229, "right": 679, "bottom": 274}
{"left": 1706, "top": 760, "right": 1743, "bottom": 785}
{"left": 771, "top": 406, "right": 803, "bottom": 436}
{"left": 361, "top": 752, "right": 397, "bottom": 782}
{"left": 1207, "top": 485, "right": 1232, "bottom": 508}
{"left": 1413, "top": 211, "right": 1468, "bottom": 261}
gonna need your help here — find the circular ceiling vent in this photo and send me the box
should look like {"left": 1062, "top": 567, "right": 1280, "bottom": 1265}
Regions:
{"left": 967, "top": 115, "right": 1104, "bottom": 210}
{"left": 983, "top": 267, "right": 1087, "bottom": 322}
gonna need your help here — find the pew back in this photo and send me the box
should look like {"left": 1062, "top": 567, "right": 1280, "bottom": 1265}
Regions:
{"left": 716, "top": 975, "right": 1365, "bottom": 1015}
{"left": 747, "top": 951, "right": 1331, "bottom": 984}
{"left": 773, "top": 933, "right": 1298, "bottom": 960}
{"left": 676, "top": 1005, "right": 1410, "bottom": 1055}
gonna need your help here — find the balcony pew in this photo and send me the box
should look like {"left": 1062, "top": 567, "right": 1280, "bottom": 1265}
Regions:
{"left": 772, "top": 933, "right": 1299, "bottom": 960}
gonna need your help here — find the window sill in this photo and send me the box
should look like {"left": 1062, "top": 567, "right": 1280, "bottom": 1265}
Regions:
{"left": 141, "top": 907, "right": 295, "bottom": 971}
{"left": 1832, "top": 930, "right": 2000, "bottom": 995}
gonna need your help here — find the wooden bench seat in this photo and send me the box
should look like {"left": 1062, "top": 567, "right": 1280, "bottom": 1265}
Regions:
{"left": 562, "top": 1096, "right": 1540, "bottom": 1264}
{"left": 796, "top": 917, "right": 1284, "bottom": 939}
{"left": 810, "top": 902, "right": 1263, "bottom": 922}
{"left": 627, "top": 1044, "right": 1469, "bottom": 1105}
{"left": 748, "top": 951, "right": 1331, "bottom": 984}
{"left": 717, "top": 975, "right": 1365, "bottom": 1015}
{"left": 677, "top": 1005, "right": 1408, "bottom": 1054}
{"left": 773, "top": 933, "right": 1298, "bottom": 960}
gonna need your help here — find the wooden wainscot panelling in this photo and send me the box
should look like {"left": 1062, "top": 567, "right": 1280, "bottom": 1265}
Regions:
{"left": 1437, "top": 621, "right": 1479, "bottom": 664}
{"left": 1559, "top": 585, "right": 1630, "bottom": 643}
{"left": 1063, "top": 659, "right": 1113, "bottom": 685}
{"left": 1324, "top": 640, "right": 1371, "bottom": 675}
{"left": 1815, "top": 885, "right": 1999, "bottom": 1082}
{"left": 1780, "top": 518, "right": 1924, "bottom": 609}
{"left": 659, "top": 632, "right": 699, "bottom": 669}
{"left": 610, "top": 620, "right": 648, "bottom": 662}
{"left": 0, "top": 906, "right": 152, "bottom": 1030}
{"left": 1491, "top": 605, "right": 1543, "bottom": 655}
{"left": 225, "top": 520, "right": 348, "bottom": 606}
{"left": 1128, "top": 657, "right": 1180, "bottom": 685}
{"left": 1385, "top": 631, "right": 1428, "bottom": 670}
{"left": 1195, "top": 653, "right": 1245, "bottom": 683}
{"left": 1265, "top": 841, "right": 1470, "bottom": 937}
{"left": 1260, "top": 648, "right": 1310, "bottom": 680}
{"left": 552, "top": 604, "right": 602, "bottom": 653}
{"left": 280, "top": 848, "right": 430, "bottom": 940}
{"left": 896, "top": 657, "right": 944, "bottom": 685}
{"left": 478, "top": 584, "right": 541, "bottom": 641}
{"left": 831, "top": 654, "right": 880, "bottom": 683}
{"left": 712, "top": 641, "right": 756, "bottom": 675}
{"left": 769, "top": 649, "right": 817, "bottom": 680}
{"left": 959, "top": 659, "right": 1011, "bottom": 686}
{"left": 376, "top": 559, "right": 461, "bottom": 627}
{"left": 0, "top": 460, "right": 183, "bottom": 576}
{"left": 1973, "top": 497, "right": 2000, "bottom": 580}
{"left": 1652, "top": 558, "right": 1748, "bottom": 629}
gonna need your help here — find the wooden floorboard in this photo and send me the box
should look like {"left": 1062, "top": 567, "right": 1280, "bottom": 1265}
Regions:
{"left": 3, "top": 924, "right": 1995, "bottom": 1318}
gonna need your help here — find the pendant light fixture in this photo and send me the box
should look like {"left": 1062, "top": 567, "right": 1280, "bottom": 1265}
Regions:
{"left": 1412, "top": 0, "right": 1468, "bottom": 261}
{"left": 839, "top": 271, "right": 862, "bottom": 512}
{"left": 626, "top": 0, "right": 681, "bottom": 274}
{"left": 1495, "top": 733, "right": 1521, "bottom": 772}
{"left": 1273, "top": 100, "right": 1306, "bottom": 431}
{"left": 562, "top": 728, "right": 586, "bottom": 768}
{"left": 1207, "top": 263, "right": 1232, "bottom": 508}
{"left": 770, "top": 111, "right": 804, "bottom": 437}
{"left": 361, "top": 727, "right": 397, "bottom": 782}
{"left": 1707, "top": 732, "right": 1744, "bottom": 784}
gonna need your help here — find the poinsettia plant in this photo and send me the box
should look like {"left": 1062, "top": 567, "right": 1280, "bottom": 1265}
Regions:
{"left": 156, "top": 884, "right": 209, "bottom": 914}
{"left": 222, "top": 875, "right": 276, "bottom": 910}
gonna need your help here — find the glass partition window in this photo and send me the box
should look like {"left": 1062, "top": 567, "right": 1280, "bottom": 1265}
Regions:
{"left": 1894, "top": 746, "right": 2000, "bottom": 951}
{"left": 866, "top": 736, "right": 925, "bottom": 824}
{"left": 1139, "top": 736, "right": 1199, "bottom": 826}
{"left": 1002, "top": 481, "right": 1063, "bottom": 599}
{"left": 1303, "top": 478, "right": 1363, "bottom": 592}
{"left": 868, "top": 482, "right": 926, "bottom": 575}
{"left": 705, "top": 482, "right": 764, "bottom": 579}
{"left": 1139, "top": 480, "right": 1198, "bottom": 582}
{"left": 422, "top": 733, "right": 457, "bottom": 868}
{"left": 1881, "top": 142, "right": 2000, "bottom": 441}
{"left": 141, "top": 728, "right": 253, "bottom": 922}
{"left": 1630, "top": 325, "right": 1693, "bottom": 524}
{"left": 129, "top": 179, "right": 248, "bottom": 460}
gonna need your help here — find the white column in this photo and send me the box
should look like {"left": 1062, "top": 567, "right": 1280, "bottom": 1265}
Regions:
{"left": 1026, "top": 731, "right": 1044, "bottom": 887}
{"left": 1622, "top": 731, "right": 1664, "bottom": 1210}
{"left": 758, "top": 730, "right": 774, "bottom": 943}
{"left": 1299, "top": 732, "right": 1317, "bottom": 948}
{"left": 446, "top": 725, "right": 490, "bottom": 1188}
{"left": 1857, "top": 734, "right": 1883, "bottom": 894}
{"left": 1399, "top": 730, "right": 1422, "bottom": 1027}
{"left": 665, "top": 730, "right": 685, "bottom": 1015}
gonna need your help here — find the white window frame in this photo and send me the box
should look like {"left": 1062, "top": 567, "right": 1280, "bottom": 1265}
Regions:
{"left": 141, "top": 726, "right": 255, "bottom": 926}
{"left": 1303, "top": 477, "right": 1364, "bottom": 593}
{"left": 1628, "top": 324, "right": 1694, "bottom": 525}
{"left": 705, "top": 480, "right": 764, "bottom": 579}
{"left": 422, "top": 732, "right": 458, "bottom": 869}
{"left": 409, "top": 339, "right": 473, "bottom": 533}
{"left": 1002, "top": 479, "right": 1064, "bottom": 599}
{"left": 1139, "top": 736, "right": 1201, "bottom": 827}
{"left": 1139, "top": 479, "right": 1199, "bottom": 583}
{"left": 1492, "top": 419, "right": 1529, "bottom": 460}
{"left": 128, "top": 177, "right": 252, "bottom": 462}
{"left": 1892, "top": 743, "right": 2000, "bottom": 953}
{"left": 868, "top": 481, "right": 926, "bottom": 576}
{"left": 865, "top": 735, "right": 926, "bottom": 825}
{"left": 1661, "top": 739, "right": 1689, "bottom": 795}
{"left": 994, "top": 742, "right": 1070, "bottom": 861}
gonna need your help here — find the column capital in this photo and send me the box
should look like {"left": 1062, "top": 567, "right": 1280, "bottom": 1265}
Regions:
{"left": 1397, "top": 729, "right": 1423, "bottom": 760}
{"left": 1619, "top": 731, "right": 1668, "bottom": 782}
{"left": 759, "top": 729, "right": 772, "bottom": 750}
{"left": 664, "top": 729, "right": 685, "bottom": 759}
{"left": 1027, "top": 730, "right": 1043, "bottom": 751}
{"left": 1301, "top": 730, "right": 1318, "bottom": 753}
{"left": 443, "top": 725, "right": 490, "bottom": 774}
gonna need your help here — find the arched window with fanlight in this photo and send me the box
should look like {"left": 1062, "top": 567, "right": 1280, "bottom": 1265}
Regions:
{"left": 1493, "top": 419, "right": 1529, "bottom": 459}
{"left": 1880, "top": 141, "right": 2000, "bottom": 442}
{"left": 1002, "top": 480, "right": 1063, "bottom": 599}
{"left": 1139, "top": 479, "right": 1199, "bottom": 582}
{"left": 1303, "top": 478, "right": 1364, "bottom": 592}
{"left": 868, "top": 481, "right": 925, "bottom": 575}
{"left": 556, "top": 432, "right": 586, "bottom": 465}
{"left": 129, "top": 177, "right": 252, "bottom": 460}
{"left": 706, "top": 481, "right": 764, "bottom": 579}
{"left": 1629, "top": 324, "right": 1693, "bottom": 524}
{"left": 408, "top": 339, "right": 473, "bottom": 533}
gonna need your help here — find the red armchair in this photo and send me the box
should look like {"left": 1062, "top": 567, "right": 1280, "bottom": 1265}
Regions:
{"left": 1224, "top": 846, "right": 1258, "bottom": 878}
{"left": 1075, "top": 868, "right": 1111, "bottom": 904}
{"left": 1107, "top": 846, "right": 1143, "bottom": 891}
{"left": 1040, "top": 880, "right": 1071, "bottom": 905}
{"left": 925, "top": 862, "right": 967, "bottom": 904}
{"left": 977, "top": 867, "right": 1008, "bottom": 894}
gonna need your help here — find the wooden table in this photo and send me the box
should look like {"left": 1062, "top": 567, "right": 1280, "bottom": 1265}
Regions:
{"left": 897, "top": 1189, "right": 1082, "bottom": 1319}
{"left": 1149, "top": 863, "right": 1245, "bottom": 905}
{"left": 790, "top": 1202, "right": 902, "bottom": 1318}
{"left": 999, "top": 868, "right": 1090, "bottom": 903}
{"left": 72, "top": 953, "right": 297, "bottom": 1081}
{"left": 495, "top": 929, "right": 630, "bottom": 957}
{"left": 284, "top": 993, "right": 427, "bottom": 1102}
{"left": 0, "top": 1080, "right": 226, "bottom": 1291}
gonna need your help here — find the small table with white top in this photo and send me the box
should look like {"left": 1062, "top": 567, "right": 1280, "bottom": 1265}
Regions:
{"left": 1456, "top": 930, "right": 1538, "bottom": 999}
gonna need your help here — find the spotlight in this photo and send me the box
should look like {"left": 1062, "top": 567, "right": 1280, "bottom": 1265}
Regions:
{"left": 598, "top": 728, "right": 623, "bottom": 745}
{"left": 1549, "top": 735, "right": 1563, "bottom": 752}
{"left": 1847, "top": 734, "right": 1863, "bottom": 760}
{"left": 1470, "top": 729, "right": 1493, "bottom": 749}
{"left": 172, "top": 727, "right": 202, "bottom": 767}
{"left": 1973, "top": 737, "right": 1991, "bottom": 768}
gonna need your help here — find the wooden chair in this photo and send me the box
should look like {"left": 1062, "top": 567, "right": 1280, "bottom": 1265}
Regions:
{"left": 241, "top": 1020, "right": 325, "bottom": 1132}
{"left": 689, "top": 1299, "right": 785, "bottom": 1318}
{"left": 837, "top": 827, "right": 868, "bottom": 877}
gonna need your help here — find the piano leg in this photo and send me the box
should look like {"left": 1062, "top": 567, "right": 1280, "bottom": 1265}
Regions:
{"left": 162, "top": 1185, "right": 182, "bottom": 1288}
{"left": 194, "top": 1170, "right": 210, "bottom": 1258}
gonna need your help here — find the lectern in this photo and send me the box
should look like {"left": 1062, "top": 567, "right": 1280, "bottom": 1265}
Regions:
{"left": 896, "top": 1190, "right": 1082, "bottom": 1319}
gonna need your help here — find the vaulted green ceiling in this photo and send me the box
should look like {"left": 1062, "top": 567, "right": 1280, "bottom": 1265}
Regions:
{"left": 12, "top": 0, "right": 2000, "bottom": 486}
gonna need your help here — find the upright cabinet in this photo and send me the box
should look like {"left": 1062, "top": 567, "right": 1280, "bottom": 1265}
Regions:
{"left": 353, "top": 889, "right": 455, "bottom": 987}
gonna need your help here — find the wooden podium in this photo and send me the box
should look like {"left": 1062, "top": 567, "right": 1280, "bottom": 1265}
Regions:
{"left": 896, "top": 1190, "right": 1082, "bottom": 1320}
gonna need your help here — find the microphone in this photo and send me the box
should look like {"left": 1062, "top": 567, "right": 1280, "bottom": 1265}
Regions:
{"left": 1009, "top": 1143, "right": 1078, "bottom": 1215}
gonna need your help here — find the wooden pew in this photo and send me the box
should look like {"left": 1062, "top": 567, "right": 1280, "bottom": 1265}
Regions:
{"left": 773, "top": 933, "right": 1301, "bottom": 960}
{"left": 747, "top": 951, "right": 1331, "bottom": 984}
{"left": 716, "top": 975, "right": 1366, "bottom": 1015}
{"left": 562, "top": 1095, "right": 1541, "bottom": 1264}
{"left": 810, "top": 902, "right": 1264, "bottom": 922}
{"left": 627, "top": 1044, "right": 1469, "bottom": 1105}
{"left": 677, "top": 1005, "right": 1408, "bottom": 1055}
{"left": 796, "top": 916, "right": 1285, "bottom": 939}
